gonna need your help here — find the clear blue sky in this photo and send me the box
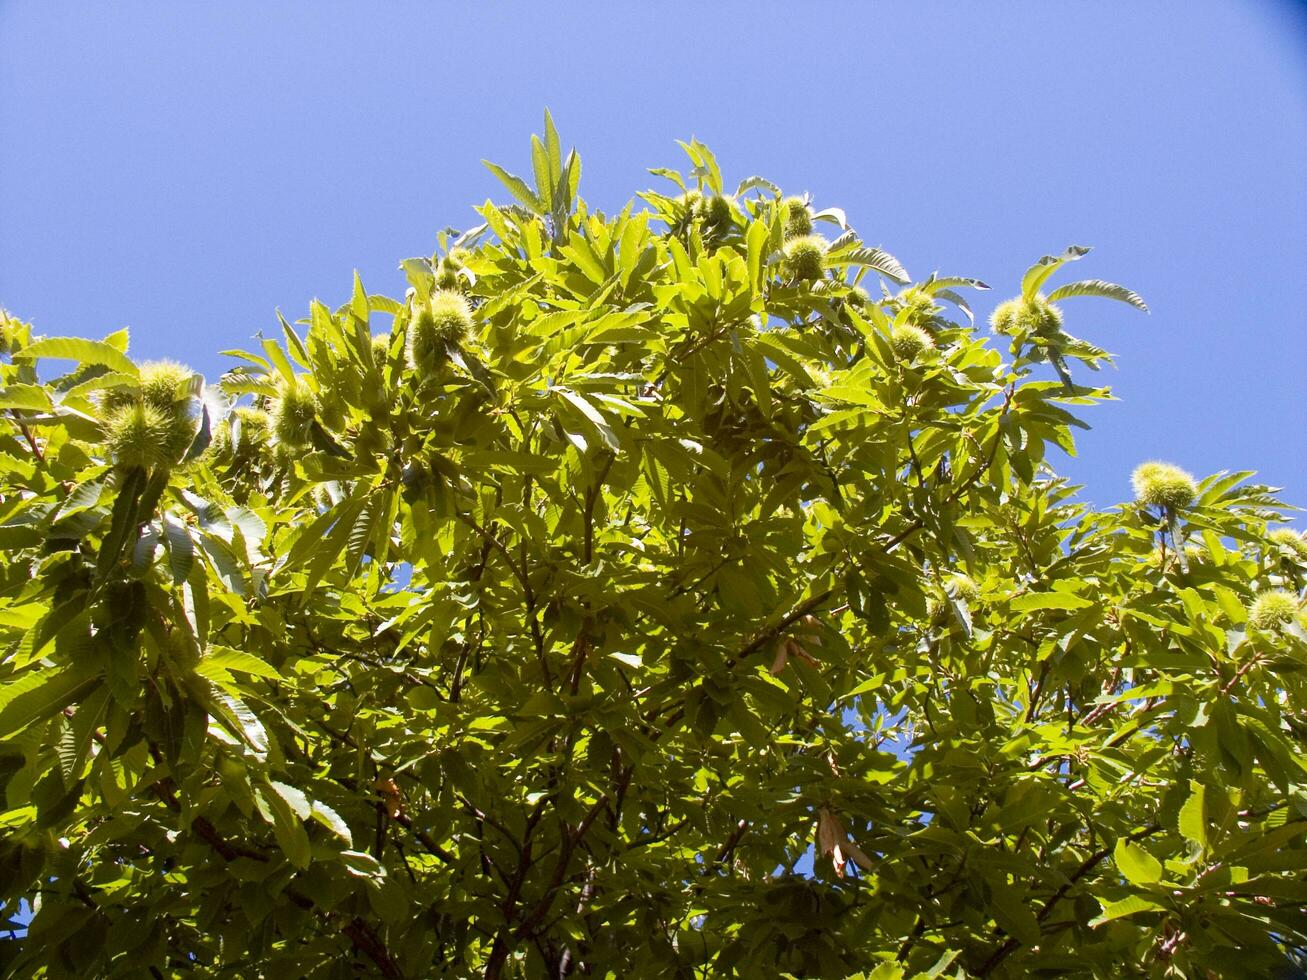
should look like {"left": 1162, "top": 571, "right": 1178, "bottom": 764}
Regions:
{"left": 2, "top": 2, "right": 1305, "bottom": 517}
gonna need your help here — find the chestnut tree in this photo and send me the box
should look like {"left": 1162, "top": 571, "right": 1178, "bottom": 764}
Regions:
{"left": 2, "top": 116, "right": 1306, "bottom": 978}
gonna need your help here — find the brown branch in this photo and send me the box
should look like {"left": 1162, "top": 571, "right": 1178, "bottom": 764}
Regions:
{"left": 1221, "top": 654, "right": 1261, "bottom": 695}
{"left": 582, "top": 452, "right": 615, "bottom": 565}
{"left": 384, "top": 809, "right": 454, "bottom": 865}
{"left": 144, "top": 743, "right": 405, "bottom": 977}
{"left": 484, "top": 770, "right": 634, "bottom": 978}
{"left": 975, "top": 823, "right": 1161, "bottom": 976}
{"left": 342, "top": 919, "right": 404, "bottom": 979}
{"left": 734, "top": 589, "right": 835, "bottom": 662}
{"left": 1025, "top": 660, "right": 1051, "bottom": 723}
{"left": 458, "top": 513, "right": 551, "bottom": 686}
{"left": 14, "top": 416, "right": 44, "bottom": 461}
{"left": 705, "top": 819, "right": 749, "bottom": 874}
{"left": 945, "top": 383, "right": 1015, "bottom": 509}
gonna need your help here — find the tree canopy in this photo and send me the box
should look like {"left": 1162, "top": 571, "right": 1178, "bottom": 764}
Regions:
{"left": 2, "top": 115, "right": 1306, "bottom": 978}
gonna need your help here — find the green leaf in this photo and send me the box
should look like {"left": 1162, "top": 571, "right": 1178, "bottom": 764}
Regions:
{"left": 746, "top": 217, "right": 768, "bottom": 293}
{"left": 339, "top": 850, "right": 387, "bottom": 879}
{"left": 268, "top": 779, "right": 311, "bottom": 819}
{"left": 299, "top": 494, "right": 370, "bottom": 600}
{"left": 23, "top": 337, "right": 138, "bottom": 375}
{"left": 812, "top": 206, "right": 848, "bottom": 229}
{"left": 1089, "top": 894, "right": 1164, "bottom": 927}
{"left": 560, "top": 239, "right": 609, "bottom": 286}
{"left": 1046, "top": 279, "right": 1148, "bottom": 311}
{"left": 554, "top": 388, "right": 620, "bottom": 452}
{"left": 648, "top": 166, "right": 685, "bottom": 191}
{"left": 0, "top": 670, "right": 99, "bottom": 740}
{"left": 0, "top": 384, "right": 54, "bottom": 411}
{"left": 262, "top": 783, "right": 311, "bottom": 869}
{"left": 915, "top": 950, "right": 960, "bottom": 979}
{"left": 609, "top": 652, "right": 642, "bottom": 669}
{"left": 990, "top": 884, "right": 1041, "bottom": 945}
{"left": 1177, "top": 781, "right": 1207, "bottom": 852}
{"left": 542, "top": 108, "right": 563, "bottom": 188}
{"left": 837, "top": 246, "right": 910, "bottom": 283}
{"left": 921, "top": 275, "right": 991, "bottom": 294}
{"left": 182, "top": 404, "right": 211, "bottom": 462}
{"left": 1010, "top": 591, "right": 1093, "bottom": 612}
{"left": 531, "top": 134, "right": 553, "bottom": 212}
{"left": 1114, "top": 838, "right": 1163, "bottom": 885}
{"left": 100, "top": 327, "right": 130, "bottom": 352}
{"left": 866, "top": 963, "right": 904, "bottom": 980}
{"left": 735, "top": 175, "right": 780, "bottom": 197}
{"left": 560, "top": 149, "right": 581, "bottom": 211}
{"left": 346, "top": 497, "right": 382, "bottom": 575}
{"left": 310, "top": 800, "right": 353, "bottom": 845}
{"left": 95, "top": 465, "right": 147, "bottom": 580}
{"left": 482, "top": 160, "right": 542, "bottom": 213}
{"left": 201, "top": 647, "right": 282, "bottom": 681}
{"left": 259, "top": 338, "right": 296, "bottom": 385}
{"left": 161, "top": 514, "right": 194, "bottom": 585}
{"left": 206, "top": 688, "right": 269, "bottom": 759}
{"left": 1020, "top": 245, "right": 1091, "bottom": 300}
{"left": 196, "top": 531, "right": 246, "bottom": 596}
{"left": 225, "top": 506, "right": 267, "bottom": 547}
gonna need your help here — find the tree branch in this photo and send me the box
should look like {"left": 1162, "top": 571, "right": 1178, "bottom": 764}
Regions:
{"left": 975, "top": 823, "right": 1161, "bottom": 976}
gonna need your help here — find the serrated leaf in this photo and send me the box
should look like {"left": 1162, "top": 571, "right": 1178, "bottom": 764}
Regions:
{"left": 202, "top": 646, "right": 282, "bottom": 681}
{"left": 866, "top": 962, "right": 904, "bottom": 980}
{"left": 482, "top": 160, "right": 543, "bottom": 214}
{"left": 300, "top": 494, "right": 370, "bottom": 600}
{"left": 648, "top": 167, "right": 686, "bottom": 191}
{"left": 260, "top": 338, "right": 297, "bottom": 384}
{"left": 196, "top": 531, "right": 246, "bottom": 596}
{"left": 1114, "top": 838, "right": 1163, "bottom": 885}
{"left": 609, "top": 652, "right": 642, "bottom": 668}
{"left": 542, "top": 108, "right": 563, "bottom": 187}
{"left": 1089, "top": 894, "right": 1163, "bottom": 927}
{"left": 0, "top": 384, "right": 54, "bottom": 412}
{"left": 562, "top": 149, "right": 581, "bottom": 209}
{"left": 340, "top": 850, "right": 387, "bottom": 878}
{"left": 310, "top": 801, "right": 353, "bottom": 845}
{"left": 207, "top": 688, "right": 269, "bottom": 759}
{"left": 531, "top": 134, "right": 552, "bottom": 212}
{"left": 990, "top": 885, "right": 1041, "bottom": 945}
{"left": 1010, "top": 591, "right": 1093, "bottom": 612}
{"left": 555, "top": 388, "right": 619, "bottom": 452}
{"left": 1046, "top": 279, "right": 1149, "bottom": 311}
{"left": 182, "top": 404, "right": 211, "bottom": 462}
{"left": 268, "top": 779, "right": 312, "bottom": 819}
{"left": 812, "top": 206, "right": 848, "bottom": 229}
{"left": 922, "top": 275, "right": 991, "bottom": 293}
{"left": 1178, "top": 781, "right": 1207, "bottom": 852}
{"left": 735, "top": 175, "right": 780, "bottom": 197}
{"left": 746, "top": 217, "right": 769, "bottom": 293}
{"left": 346, "top": 496, "right": 383, "bottom": 576}
{"left": 24, "top": 337, "right": 137, "bottom": 375}
{"left": 100, "top": 327, "right": 130, "bottom": 352}
{"left": 0, "top": 670, "right": 98, "bottom": 740}
{"left": 161, "top": 514, "right": 194, "bottom": 585}
{"left": 262, "top": 784, "right": 311, "bottom": 869}
{"left": 933, "top": 288, "right": 975, "bottom": 324}
{"left": 225, "top": 506, "right": 267, "bottom": 547}
{"left": 837, "top": 246, "right": 910, "bottom": 283}
{"left": 95, "top": 465, "right": 147, "bottom": 580}
{"left": 1021, "top": 245, "right": 1091, "bottom": 300}
{"left": 916, "top": 949, "right": 960, "bottom": 979}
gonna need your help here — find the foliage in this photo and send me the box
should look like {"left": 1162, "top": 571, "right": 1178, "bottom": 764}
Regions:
{"left": 2, "top": 113, "right": 1306, "bottom": 979}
